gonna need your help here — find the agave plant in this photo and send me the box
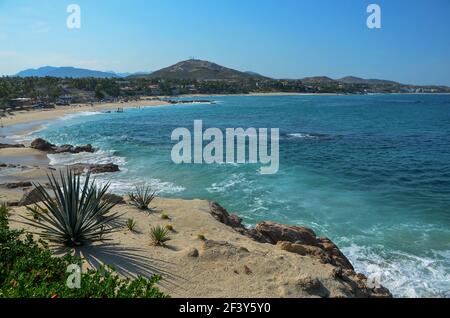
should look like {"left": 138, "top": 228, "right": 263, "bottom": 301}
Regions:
{"left": 128, "top": 184, "right": 158, "bottom": 211}
{"left": 126, "top": 218, "right": 137, "bottom": 232}
{"left": 150, "top": 225, "right": 170, "bottom": 246}
{"left": 21, "top": 169, "right": 122, "bottom": 247}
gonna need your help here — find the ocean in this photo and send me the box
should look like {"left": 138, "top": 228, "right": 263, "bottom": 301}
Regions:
{"left": 29, "top": 94, "right": 450, "bottom": 297}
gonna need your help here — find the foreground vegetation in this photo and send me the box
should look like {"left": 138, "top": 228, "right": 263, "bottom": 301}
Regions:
{"left": 0, "top": 212, "right": 168, "bottom": 298}
{"left": 22, "top": 170, "right": 121, "bottom": 247}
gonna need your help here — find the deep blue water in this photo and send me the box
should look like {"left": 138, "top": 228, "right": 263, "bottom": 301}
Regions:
{"left": 33, "top": 94, "right": 450, "bottom": 297}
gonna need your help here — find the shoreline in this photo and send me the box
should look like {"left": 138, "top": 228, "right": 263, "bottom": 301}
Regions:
{"left": 0, "top": 98, "right": 171, "bottom": 129}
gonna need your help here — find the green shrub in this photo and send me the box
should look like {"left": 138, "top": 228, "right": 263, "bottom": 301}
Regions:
{"left": 150, "top": 226, "right": 170, "bottom": 246}
{"left": 128, "top": 185, "right": 157, "bottom": 211}
{"left": 21, "top": 170, "right": 122, "bottom": 247}
{"left": 161, "top": 213, "right": 170, "bottom": 220}
{"left": 0, "top": 214, "right": 168, "bottom": 298}
{"left": 126, "top": 218, "right": 137, "bottom": 232}
{"left": 0, "top": 202, "right": 10, "bottom": 219}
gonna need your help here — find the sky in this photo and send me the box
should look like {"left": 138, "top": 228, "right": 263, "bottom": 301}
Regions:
{"left": 0, "top": 0, "right": 449, "bottom": 85}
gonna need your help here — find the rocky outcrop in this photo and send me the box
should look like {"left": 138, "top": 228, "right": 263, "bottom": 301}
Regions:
{"left": 256, "top": 221, "right": 319, "bottom": 247}
{"left": 102, "top": 193, "right": 125, "bottom": 204}
{"left": 209, "top": 201, "right": 392, "bottom": 298}
{"left": 0, "top": 143, "right": 25, "bottom": 149}
{"left": 53, "top": 144, "right": 94, "bottom": 154}
{"left": 0, "top": 163, "right": 20, "bottom": 168}
{"left": 30, "top": 138, "right": 55, "bottom": 152}
{"left": 18, "top": 187, "right": 45, "bottom": 206}
{"left": 30, "top": 138, "right": 95, "bottom": 154}
{"left": 69, "top": 163, "right": 120, "bottom": 175}
{"left": 2, "top": 181, "right": 32, "bottom": 189}
{"left": 209, "top": 201, "right": 271, "bottom": 243}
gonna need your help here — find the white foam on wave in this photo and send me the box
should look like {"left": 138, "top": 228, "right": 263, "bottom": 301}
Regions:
{"left": 288, "top": 133, "right": 319, "bottom": 140}
{"left": 342, "top": 244, "right": 450, "bottom": 298}
{"left": 47, "top": 149, "right": 126, "bottom": 166}
{"left": 7, "top": 124, "right": 48, "bottom": 143}
{"left": 59, "top": 111, "right": 103, "bottom": 121}
{"left": 206, "top": 173, "right": 250, "bottom": 193}
{"left": 88, "top": 175, "right": 185, "bottom": 195}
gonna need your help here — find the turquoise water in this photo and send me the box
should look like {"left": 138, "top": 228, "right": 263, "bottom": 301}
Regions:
{"left": 33, "top": 95, "right": 450, "bottom": 297}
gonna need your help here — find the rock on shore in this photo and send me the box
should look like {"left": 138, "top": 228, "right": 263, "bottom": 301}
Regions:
{"left": 30, "top": 138, "right": 94, "bottom": 154}
{"left": 68, "top": 163, "right": 120, "bottom": 175}
{"left": 0, "top": 143, "right": 25, "bottom": 149}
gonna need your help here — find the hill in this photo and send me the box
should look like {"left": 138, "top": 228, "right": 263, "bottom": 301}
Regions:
{"left": 142, "top": 59, "right": 268, "bottom": 80}
{"left": 301, "top": 76, "right": 336, "bottom": 84}
{"left": 338, "top": 76, "right": 399, "bottom": 85}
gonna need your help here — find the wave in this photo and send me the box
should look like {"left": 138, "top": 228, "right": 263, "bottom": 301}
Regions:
{"left": 287, "top": 132, "right": 334, "bottom": 140}
{"left": 206, "top": 173, "right": 252, "bottom": 193}
{"left": 89, "top": 176, "right": 185, "bottom": 195}
{"left": 47, "top": 149, "right": 126, "bottom": 166}
{"left": 47, "top": 148, "right": 185, "bottom": 195}
{"left": 59, "top": 111, "right": 104, "bottom": 121}
{"left": 342, "top": 244, "right": 450, "bottom": 298}
{"left": 7, "top": 124, "right": 48, "bottom": 143}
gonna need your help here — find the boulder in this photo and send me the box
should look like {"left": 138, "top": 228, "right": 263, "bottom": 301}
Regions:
{"left": 52, "top": 145, "right": 73, "bottom": 153}
{"left": 69, "top": 163, "right": 120, "bottom": 175}
{"left": 209, "top": 202, "right": 271, "bottom": 243}
{"left": 255, "top": 221, "right": 318, "bottom": 246}
{"left": 3, "top": 181, "right": 33, "bottom": 189}
{"left": 317, "top": 237, "right": 354, "bottom": 271}
{"left": 19, "top": 187, "right": 45, "bottom": 206}
{"left": 0, "top": 163, "right": 18, "bottom": 168}
{"left": 30, "top": 138, "right": 95, "bottom": 154}
{"left": 210, "top": 201, "right": 244, "bottom": 228}
{"left": 72, "top": 144, "right": 94, "bottom": 153}
{"left": 186, "top": 247, "right": 199, "bottom": 258}
{"left": 277, "top": 241, "right": 331, "bottom": 264}
{"left": 53, "top": 144, "right": 94, "bottom": 154}
{"left": 30, "top": 138, "right": 55, "bottom": 151}
{"left": 102, "top": 193, "right": 125, "bottom": 204}
{"left": 7, "top": 201, "right": 19, "bottom": 207}
{"left": 90, "top": 163, "right": 119, "bottom": 174}
{"left": 0, "top": 143, "right": 25, "bottom": 149}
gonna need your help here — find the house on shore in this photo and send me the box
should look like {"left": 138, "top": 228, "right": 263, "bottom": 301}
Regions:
{"left": 56, "top": 95, "right": 73, "bottom": 106}
{"left": 8, "top": 98, "right": 32, "bottom": 109}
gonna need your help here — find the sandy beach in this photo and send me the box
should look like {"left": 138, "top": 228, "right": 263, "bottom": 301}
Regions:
{"left": 0, "top": 101, "right": 391, "bottom": 298}
{"left": 0, "top": 98, "right": 170, "bottom": 128}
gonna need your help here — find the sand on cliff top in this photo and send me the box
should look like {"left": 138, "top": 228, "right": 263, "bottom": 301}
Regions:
{"left": 9, "top": 197, "right": 367, "bottom": 298}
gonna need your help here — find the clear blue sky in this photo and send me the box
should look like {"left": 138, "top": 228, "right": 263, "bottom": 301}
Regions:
{"left": 0, "top": 0, "right": 449, "bottom": 85}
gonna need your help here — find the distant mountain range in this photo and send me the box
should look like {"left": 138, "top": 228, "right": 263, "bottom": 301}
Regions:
{"left": 298, "top": 76, "right": 399, "bottom": 85}
{"left": 15, "top": 66, "right": 150, "bottom": 78}
{"left": 132, "top": 59, "right": 269, "bottom": 80}
{"left": 14, "top": 61, "right": 446, "bottom": 88}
